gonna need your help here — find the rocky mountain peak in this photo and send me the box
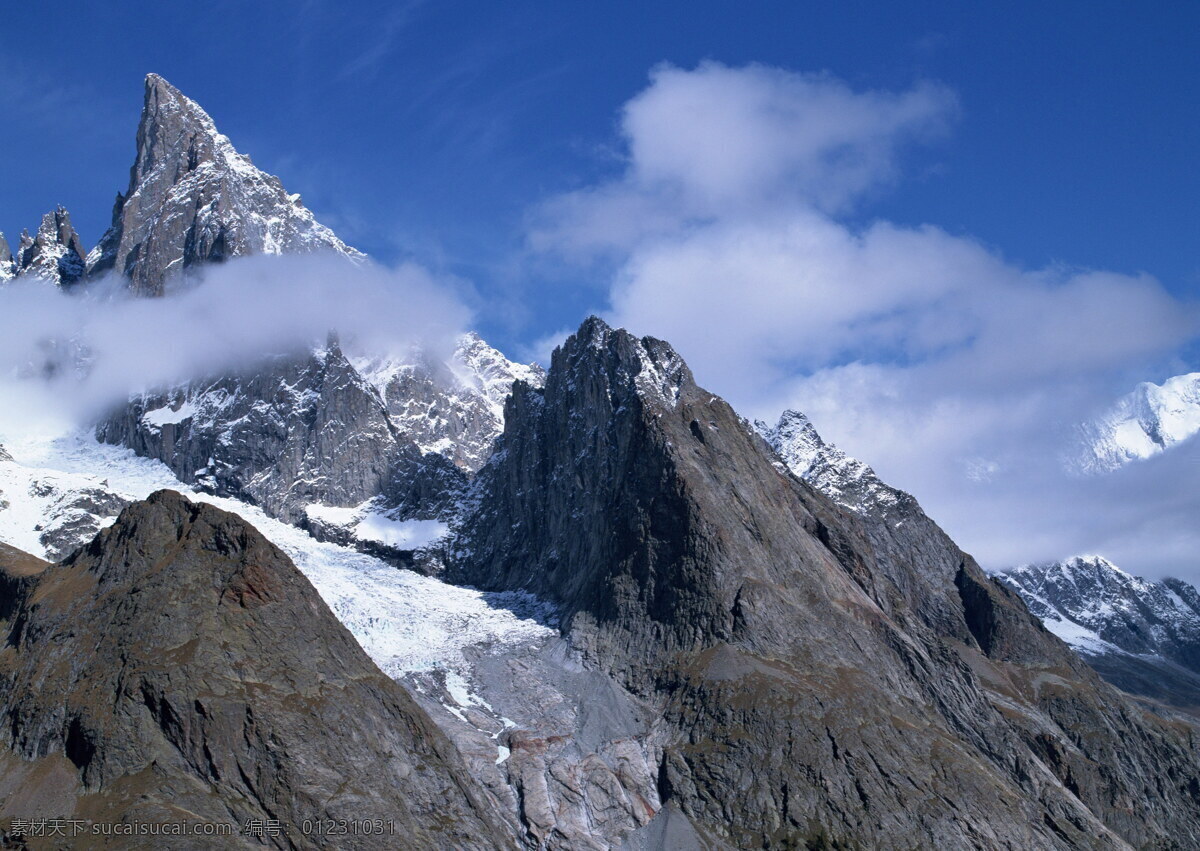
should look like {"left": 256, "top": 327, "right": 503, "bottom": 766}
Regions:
{"left": 757, "top": 408, "right": 909, "bottom": 517}
{"left": 547, "top": 315, "right": 692, "bottom": 411}
{"left": 136, "top": 73, "right": 223, "bottom": 180}
{"left": 8, "top": 206, "right": 86, "bottom": 286}
{"left": 87, "top": 73, "right": 363, "bottom": 295}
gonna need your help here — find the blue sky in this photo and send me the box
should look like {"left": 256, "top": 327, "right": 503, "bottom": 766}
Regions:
{"left": 4, "top": 1, "right": 1200, "bottom": 573}
{"left": 3, "top": 0, "right": 1198, "bottom": 352}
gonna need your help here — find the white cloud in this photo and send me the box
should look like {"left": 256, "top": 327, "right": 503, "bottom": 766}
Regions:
{"left": 532, "top": 62, "right": 1200, "bottom": 579}
{"left": 0, "top": 254, "right": 471, "bottom": 424}
{"left": 530, "top": 62, "right": 955, "bottom": 259}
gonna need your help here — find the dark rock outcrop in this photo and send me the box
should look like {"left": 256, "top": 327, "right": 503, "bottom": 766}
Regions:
{"left": 0, "top": 491, "right": 515, "bottom": 849}
{"left": 87, "top": 74, "right": 361, "bottom": 295}
{"left": 452, "top": 316, "right": 1200, "bottom": 849}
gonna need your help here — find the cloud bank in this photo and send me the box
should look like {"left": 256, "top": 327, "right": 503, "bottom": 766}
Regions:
{"left": 533, "top": 62, "right": 1200, "bottom": 579}
{"left": 0, "top": 254, "right": 471, "bottom": 433}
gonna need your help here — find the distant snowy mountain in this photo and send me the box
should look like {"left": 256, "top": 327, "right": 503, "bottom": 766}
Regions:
{"left": 0, "top": 207, "right": 87, "bottom": 287}
{"left": 355, "top": 331, "right": 546, "bottom": 473}
{"left": 1072, "top": 372, "right": 1200, "bottom": 473}
{"left": 88, "top": 74, "right": 362, "bottom": 295}
{"left": 998, "top": 556, "right": 1200, "bottom": 712}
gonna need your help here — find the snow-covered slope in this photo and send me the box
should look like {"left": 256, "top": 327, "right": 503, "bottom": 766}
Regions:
{"left": 88, "top": 74, "right": 362, "bottom": 295}
{"left": 0, "top": 430, "right": 553, "bottom": 682}
{"left": 355, "top": 332, "right": 545, "bottom": 472}
{"left": 1073, "top": 373, "right": 1200, "bottom": 473}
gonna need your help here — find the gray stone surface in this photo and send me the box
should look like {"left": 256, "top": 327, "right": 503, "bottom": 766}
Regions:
{"left": 407, "top": 637, "right": 662, "bottom": 849}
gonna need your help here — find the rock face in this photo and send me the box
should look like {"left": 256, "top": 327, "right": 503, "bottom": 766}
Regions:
{"left": 4, "top": 207, "right": 87, "bottom": 286}
{"left": 87, "top": 74, "right": 362, "bottom": 295}
{"left": 1000, "top": 556, "right": 1200, "bottom": 713}
{"left": 96, "top": 340, "right": 466, "bottom": 530}
{"left": 453, "top": 316, "right": 1200, "bottom": 849}
{"left": 1073, "top": 372, "right": 1200, "bottom": 473}
{"left": 0, "top": 491, "right": 515, "bottom": 849}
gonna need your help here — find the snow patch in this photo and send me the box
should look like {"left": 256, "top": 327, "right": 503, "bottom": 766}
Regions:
{"left": 142, "top": 401, "right": 199, "bottom": 428}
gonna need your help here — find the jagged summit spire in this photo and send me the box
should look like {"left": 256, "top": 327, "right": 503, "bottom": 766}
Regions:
{"left": 87, "top": 73, "right": 362, "bottom": 296}
{"left": 5, "top": 206, "right": 86, "bottom": 287}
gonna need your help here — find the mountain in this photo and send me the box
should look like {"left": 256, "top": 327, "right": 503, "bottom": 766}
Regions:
{"left": 96, "top": 338, "right": 467, "bottom": 532}
{"left": 0, "top": 491, "right": 516, "bottom": 849}
{"left": 999, "top": 556, "right": 1200, "bottom": 713}
{"left": 0, "top": 429, "right": 657, "bottom": 850}
{"left": 756, "top": 409, "right": 907, "bottom": 515}
{"left": 761, "top": 410, "right": 1200, "bottom": 718}
{"left": 355, "top": 332, "right": 546, "bottom": 473}
{"left": 0, "top": 207, "right": 87, "bottom": 287}
{"left": 452, "top": 317, "right": 1200, "bottom": 848}
{"left": 83, "top": 74, "right": 541, "bottom": 557}
{"left": 87, "top": 74, "right": 362, "bottom": 295}
{"left": 7, "top": 70, "right": 1200, "bottom": 849}
{"left": 1073, "top": 372, "right": 1200, "bottom": 473}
